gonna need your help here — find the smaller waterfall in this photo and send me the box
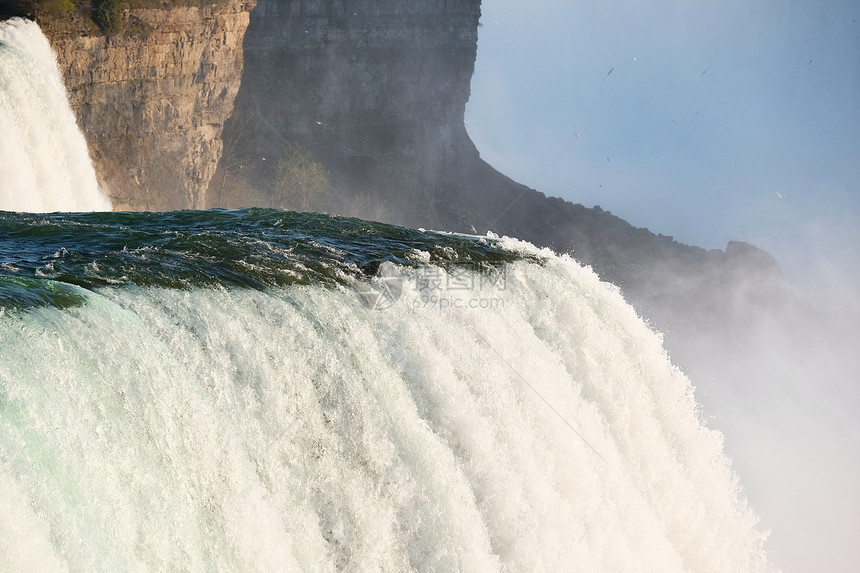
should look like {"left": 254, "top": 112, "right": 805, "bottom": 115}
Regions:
{"left": 0, "top": 17, "right": 111, "bottom": 213}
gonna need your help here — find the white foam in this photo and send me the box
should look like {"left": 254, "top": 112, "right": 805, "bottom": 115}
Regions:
{"left": 0, "top": 254, "right": 774, "bottom": 571}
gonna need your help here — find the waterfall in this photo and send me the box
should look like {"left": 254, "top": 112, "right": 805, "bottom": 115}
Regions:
{"left": 0, "top": 18, "right": 111, "bottom": 213}
{"left": 0, "top": 210, "right": 773, "bottom": 571}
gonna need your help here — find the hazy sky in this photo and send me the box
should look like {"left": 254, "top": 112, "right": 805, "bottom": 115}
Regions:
{"left": 465, "top": 0, "right": 859, "bottom": 290}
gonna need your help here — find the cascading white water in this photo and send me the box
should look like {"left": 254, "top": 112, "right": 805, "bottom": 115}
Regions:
{"left": 0, "top": 239, "right": 773, "bottom": 572}
{"left": 0, "top": 18, "right": 111, "bottom": 212}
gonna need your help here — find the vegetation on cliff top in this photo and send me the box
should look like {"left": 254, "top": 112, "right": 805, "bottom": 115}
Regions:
{"left": 91, "top": 0, "right": 121, "bottom": 31}
{"left": 13, "top": 0, "right": 227, "bottom": 34}
{"left": 273, "top": 144, "right": 332, "bottom": 213}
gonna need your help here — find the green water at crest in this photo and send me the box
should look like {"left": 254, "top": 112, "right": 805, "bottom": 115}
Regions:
{"left": 0, "top": 209, "right": 532, "bottom": 308}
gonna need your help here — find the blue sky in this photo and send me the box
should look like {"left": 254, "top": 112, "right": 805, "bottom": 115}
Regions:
{"left": 465, "top": 0, "right": 860, "bottom": 290}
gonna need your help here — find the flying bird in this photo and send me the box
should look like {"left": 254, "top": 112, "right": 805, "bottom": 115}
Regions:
{"left": 607, "top": 67, "right": 614, "bottom": 76}
{"left": 672, "top": 119, "right": 678, "bottom": 126}
{"left": 776, "top": 191, "right": 787, "bottom": 199}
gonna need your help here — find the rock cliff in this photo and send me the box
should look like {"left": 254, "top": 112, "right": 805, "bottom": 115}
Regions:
{"left": 45, "top": 0, "right": 255, "bottom": 210}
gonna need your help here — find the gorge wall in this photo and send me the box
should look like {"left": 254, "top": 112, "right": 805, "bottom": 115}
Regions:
{"left": 43, "top": 0, "right": 255, "bottom": 210}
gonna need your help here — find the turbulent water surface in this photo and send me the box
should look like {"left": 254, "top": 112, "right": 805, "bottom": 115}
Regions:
{"left": 0, "top": 208, "right": 772, "bottom": 571}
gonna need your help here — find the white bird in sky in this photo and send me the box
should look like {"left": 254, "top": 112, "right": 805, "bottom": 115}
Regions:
{"left": 776, "top": 191, "right": 787, "bottom": 199}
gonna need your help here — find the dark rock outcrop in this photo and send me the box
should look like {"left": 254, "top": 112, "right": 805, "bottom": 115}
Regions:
{"left": 0, "top": 1, "right": 34, "bottom": 19}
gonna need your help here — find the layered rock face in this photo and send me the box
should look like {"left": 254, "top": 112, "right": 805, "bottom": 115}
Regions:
{"left": 47, "top": 0, "right": 255, "bottom": 210}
